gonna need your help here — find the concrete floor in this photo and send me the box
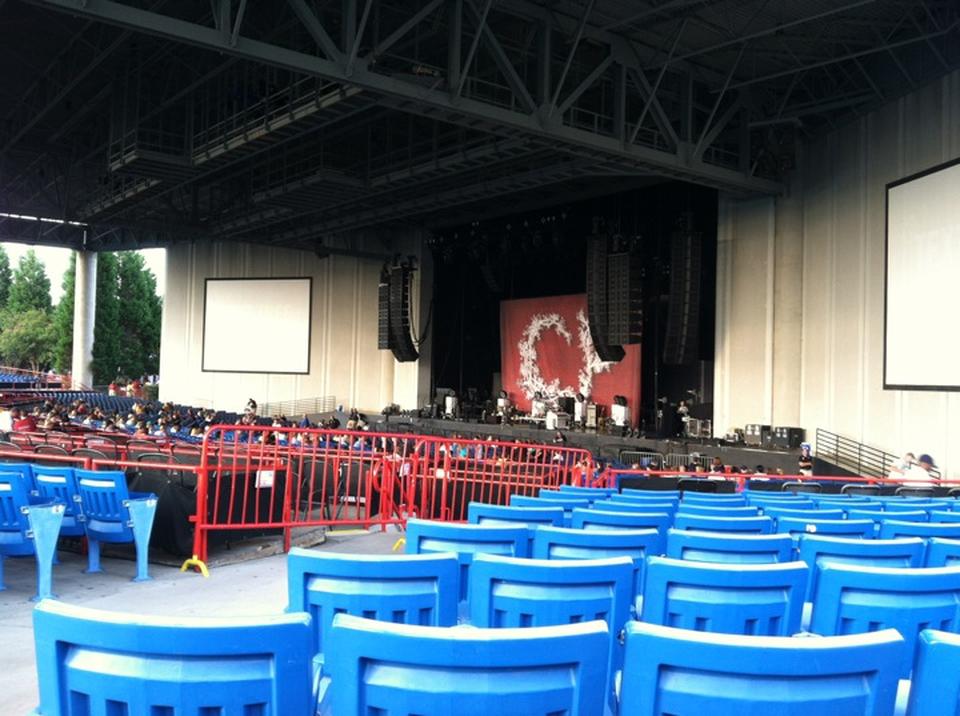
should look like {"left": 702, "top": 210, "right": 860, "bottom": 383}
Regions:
{"left": 0, "top": 529, "right": 400, "bottom": 715}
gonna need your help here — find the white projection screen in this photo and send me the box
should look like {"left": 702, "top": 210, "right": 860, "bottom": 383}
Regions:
{"left": 203, "top": 278, "right": 312, "bottom": 373}
{"left": 885, "top": 159, "right": 960, "bottom": 390}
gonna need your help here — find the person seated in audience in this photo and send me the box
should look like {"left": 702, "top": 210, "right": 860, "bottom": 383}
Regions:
{"left": 11, "top": 408, "right": 37, "bottom": 432}
{"left": 708, "top": 456, "right": 725, "bottom": 473}
{"left": 244, "top": 398, "right": 257, "bottom": 417}
{"left": 798, "top": 443, "right": 814, "bottom": 476}
{"left": 904, "top": 454, "right": 938, "bottom": 485}
{"left": 887, "top": 452, "right": 916, "bottom": 480}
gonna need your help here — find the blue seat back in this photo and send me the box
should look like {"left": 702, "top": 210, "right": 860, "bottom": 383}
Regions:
{"left": 763, "top": 506, "right": 843, "bottom": 520}
{"left": 570, "top": 508, "right": 670, "bottom": 534}
{"left": 608, "top": 493, "right": 679, "bottom": 507}
{"left": 75, "top": 469, "right": 134, "bottom": 539}
{"left": 745, "top": 495, "right": 815, "bottom": 509}
{"left": 676, "top": 504, "right": 759, "bottom": 517}
{"left": 666, "top": 529, "right": 794, "bottom": 564}
{"left": 467, "top": 502, "right": 564, "bottom": 528}
{"left": 620, "top": 621, "right": 903, "bottom": 715}
{"left": 673, "top": 514, "right": 774, "bottom": 534}
{"left": 326, "top": 614, "right": 608, "bottom": 716}
{"left": 776, "top": 517, "right": 874, "bottom": 540}
{"left": 0, "top": 472, "right": 31, "bottom": 543}
{"left": 811, "top": 564, "right": 960, "bottom": 675}
{"left": 682, "top": 494, "right": 747, "bottom": 506}
{"left": 287, "top": 548, "right": 458, "bottom": 656}
{"left": 623, "top": 488, "right": 679, "bottom": 497}
{"left": 531, "top": 526, "right": 660, "bottom": 598}
{"left": 595, "top": 499, "right": 677, "bottom": 514}
{"left": 405, "top": 519, "right": 529, "bottom": 599}
{"left": 798, "top": 535, "right": 925, "bottom": 599}
{"left": 0, "top": 463, "right": 35, "bottom": 492}
{"left": 879, "top": 520, "right": 960, "bottom": 540}
{"left": 884, "top": 502, "right": 934, "bottom": 514}
{"left": 33, "top": 600, "right": 313, "bottom": 716}
{"left": 511, "top": 494, "right": 592, "bottom": 510}
{"left": 641, "top": 556, "right": 808, "bottom": 636}
{"left": 907, "top": 629, "right": 960, "bottom": 716}
{"left": 553, "top": 486, "right": 616, "bottom": 498}
{"left": 32, "top": 466, "right": 81, "bottom": 516}
{"left": 925, "top": 538, "right": 960, "bottom": 567}
{"left": 928, "top": 510, "right": 960, "bottom": 523}
{"left": 847, "top": 508, "right": 927, "bottom": 523}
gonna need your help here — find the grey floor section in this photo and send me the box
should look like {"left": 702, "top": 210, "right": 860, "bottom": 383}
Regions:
{"left": 0, "top": 529, "right": 400, "bottom": 715}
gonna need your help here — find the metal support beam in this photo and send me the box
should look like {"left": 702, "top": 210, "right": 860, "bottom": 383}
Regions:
{"left": 367, "top": 0, "right": 445, "bottom": 61}
{"left": 548, "top": 0, "right": 595, "bottom": 117}
{"left": 556, "top": 54, "right": 612, "bottom": 116}
{"left": 536, "top": 21, "right": 551, "bottom": 106}
{"left": 345, "top": 0, "right": 373, "bottom": 76}
{"left": 694, "top": 43, "right": 745, "bottom": 159}
{"left": 447, "top": 0, "right": 462, "bottom": 91}
{"left": 612, "top": 61, "right": 626, "bottom": 143}
{"left": 29, "top": 0, "right": 782, "bottom": 195}
{"left": 629, "top": 18, "right": 685, "bottom": 146}
{"left": 694, "top": 95, "right": 743, "bottom": 161}
{"left": 465, "top": 0, "right": 536, "bottom": 113}
{"left": 286, "top": 0, "right": 343, "bottom": 62}
{"left": 455, "top": 0, "right": 493, "bottom": 99}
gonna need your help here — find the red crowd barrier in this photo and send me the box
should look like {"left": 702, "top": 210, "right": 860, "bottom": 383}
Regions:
{"left": 189, "top": 426, "right": 595, "bottom": 563}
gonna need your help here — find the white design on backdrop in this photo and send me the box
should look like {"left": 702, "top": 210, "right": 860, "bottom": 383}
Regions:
{"left": 516, "top": 309, "right": 616, "bottom": 404}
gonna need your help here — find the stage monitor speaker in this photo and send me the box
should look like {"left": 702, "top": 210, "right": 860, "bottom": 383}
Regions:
{"left": 386, "top": 264, "right": 419, "bottom": 362}
{"left": 607, "top": 251, "right": 643, "bottom": 345}
{"left": 744, "top": 423, "right": 771, "bottom": 447}
{"left": 556, "top": 396, "right": 575, "bottom": 415}
{"left": 773, "top": 426, "right": 806, "bottom": 449}
{"left": 663, "top": 222, "right": 701, "bottom": 366}
{"left": 585, "top": 233, "right": 625, "bottom": 363}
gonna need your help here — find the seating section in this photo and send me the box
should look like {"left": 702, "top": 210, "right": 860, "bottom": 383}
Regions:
{"left": 29, "top": 486, "right": 960, "bottom": 715}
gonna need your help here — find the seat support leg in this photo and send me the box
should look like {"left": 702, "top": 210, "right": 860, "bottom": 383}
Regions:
{"left": 85, "top": 538, "right": 103, "bottom": 574}
{"left": 128, "top": 497, "right": 158, "bottom": 582}
{"left": 27, "top": 504, "right": 65, "bottom": 601}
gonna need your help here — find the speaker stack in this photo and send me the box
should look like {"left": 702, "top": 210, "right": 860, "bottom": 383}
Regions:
{"left": 663, "top": 220, "right": 702, "bottom": 366}
{"left": 586, "top": 232, "right": 645, "bottom": 362}
{"left": 378, "top": 262, "right": 419, "bottom": 362}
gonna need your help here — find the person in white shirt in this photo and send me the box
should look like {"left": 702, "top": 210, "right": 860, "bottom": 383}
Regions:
{"left": 903, "top": 454, "right": 937, "bottom": 486}
{"left": 888, "top": 452, "right": 916, "bottom": 480}
{"left": 0, "top": 408, "right": 11, "bottom": 434}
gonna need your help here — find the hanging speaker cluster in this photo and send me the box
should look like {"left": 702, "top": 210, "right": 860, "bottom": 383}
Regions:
{"left": 378, "top": 261, "right": 419, "bottom": 362}
{"left": 663, "top": 218, "right": 702, "bottom": 366}
{"left": 586, "top": 232, "right": 642, "bottom": 362}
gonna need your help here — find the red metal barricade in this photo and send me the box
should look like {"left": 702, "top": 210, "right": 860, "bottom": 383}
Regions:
{"left": 188, "top": 426, "right": 595, "bottom": 563}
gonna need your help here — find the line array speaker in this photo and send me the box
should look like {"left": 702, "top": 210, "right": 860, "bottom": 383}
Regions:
{"left": 663, "top": 225, "right": 701, "bottom": 366}
{"left": 585, "top": 233, "right": 625, "bottom": 363}
{"left": 381, "top": 263, "right": 419, "bottom": 362}
{"left": 607, "top": 251, "right": 643, "bottom": 345}
{"left": 377, "top": 272, "right": 391, "bottom": 350}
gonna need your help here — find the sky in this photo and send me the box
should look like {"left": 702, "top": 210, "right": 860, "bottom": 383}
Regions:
{"left": 0, "top": 244, "right": 167, "bottom": 303}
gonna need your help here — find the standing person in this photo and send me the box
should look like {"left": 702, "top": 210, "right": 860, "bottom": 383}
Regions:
{"left": 904, "top": 454, "right": 938, "bottom": 485}
{"left": 887, "top": 452, "right": 916, "bottom": 480}
{"left": 798, "top": 443, "right": 814, "bottom": 476}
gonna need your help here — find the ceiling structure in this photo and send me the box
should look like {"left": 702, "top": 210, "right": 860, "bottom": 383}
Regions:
{"left": 0, "top": 0, "right": 957, "bottom": 252}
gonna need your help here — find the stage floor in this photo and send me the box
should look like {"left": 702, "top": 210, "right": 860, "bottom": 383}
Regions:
{"left": 0, "top": 529, "right": 399, "bottom": 714}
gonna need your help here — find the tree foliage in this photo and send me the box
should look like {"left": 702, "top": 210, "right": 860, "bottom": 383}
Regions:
{"left": 51, "top": 252, "right": 76, "bottom": 373}
{"left": 7, "top": 249, "right": 52, "bottom": 314}
{"left": 91, "top": 252, "right": 120, "bottom": 385}
{"left": 0, "top": 246, "right": 12, "bottom": 309}
{"left": 116, "top": 252, "right": 162, "bottom": 378}
{"left": 0, "top": 308, "right": 56, "bottom": 371}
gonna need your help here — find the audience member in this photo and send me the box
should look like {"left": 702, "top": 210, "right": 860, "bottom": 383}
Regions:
{"left": 798, "top": 442, "right": 814, "bottom": 476}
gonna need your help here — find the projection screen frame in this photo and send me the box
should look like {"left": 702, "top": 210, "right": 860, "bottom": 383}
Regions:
{"left": 884, "top": 155, "right": 960, "bottom": 392}
{"left": 202, "top": 276, "right": 313, "bottom": 375}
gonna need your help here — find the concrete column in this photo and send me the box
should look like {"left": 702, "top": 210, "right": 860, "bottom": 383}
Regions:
{"left": 71, "top": 250, "right": 97, "bottom": 388}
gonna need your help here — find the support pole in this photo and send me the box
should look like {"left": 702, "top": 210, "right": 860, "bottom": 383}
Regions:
{"left": 71, "top": 250, "right": 97, "bottom": 389}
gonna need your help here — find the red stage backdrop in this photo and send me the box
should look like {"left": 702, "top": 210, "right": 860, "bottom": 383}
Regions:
{"left": 500, "top": 293, "right": 641, "bottom": 413}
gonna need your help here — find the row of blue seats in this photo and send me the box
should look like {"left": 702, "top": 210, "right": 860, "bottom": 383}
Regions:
{"left": 30, "top": 544, "right": 960, "bottom": 715}
{"left": 0, "top": 464, "right": 157, "bottom": 598}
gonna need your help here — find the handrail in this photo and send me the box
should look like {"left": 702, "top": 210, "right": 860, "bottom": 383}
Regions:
{"left": 815, "top": 428, "right": 941, "bottom": 480}
{"left": 259, "top": 395, "right": 337, "bottom": 419}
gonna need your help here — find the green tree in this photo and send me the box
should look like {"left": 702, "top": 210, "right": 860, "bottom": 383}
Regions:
{"left": 51, "top": 252, "right": 76, "bottom": 372}
{"left": 0, "top": 308, "right": 56, "bottom": 371}
{"left": 91, "top": 252, "right": 120, "bottom": 385}
{"left": 7, "top": 249, "right": 52, "bottom": 314}
{"left": 0, "top": 245, "right": 12, "bottom": 309}
{"left": 116, "top": 251, "right": 162, "bottom": 378}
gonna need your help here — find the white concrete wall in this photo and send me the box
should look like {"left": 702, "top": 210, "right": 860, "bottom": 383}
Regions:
{"left": 159, "top": 237, "right": 431, "bottom": 413}
{"left": 716, "top": 70, "right": 960, "bottom": 475}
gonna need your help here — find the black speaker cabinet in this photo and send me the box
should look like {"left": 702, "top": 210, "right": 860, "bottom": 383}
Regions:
{"left": 773, "top": 426, "right": 806, "bottom": 449}
{"left": 744, "top": 423, "right": 771, "bottom": 447}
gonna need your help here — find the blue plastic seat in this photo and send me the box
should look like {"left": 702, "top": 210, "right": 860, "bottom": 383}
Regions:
{"left": 676, "top": 504, "right": 759, "bottom": 517}
{"left": 763, "top": 506, "right": 843, "bottom": 521}
{"left": 0, "top": 473, "right": 64, "bottom": 600}
{"left": 467, "top": 502, "right": 564, "bottom": 528}
{"left": 883, "top": 503, "right": 933, "bottom": 517}
{"left": 666, "top": 529, "right": 794, "bottom": 564}
{"left": 811, "top": 563, "right": 960, "bottom": 676}
{"left": 907, "top": 629, "right": 960, "bottom": 716}
{"left": 31, "top": 466, "right": 85, "bottom": 538}
{"left": 595, "top": 499, "right": 678, "bottom": 514}
{"left": 672, "top": 514, "right": 774, "bottom": 533}
{"left": 745, "top": 494, "right": 814, "bottom": 509}
{"left": 322, "top": 614, "right": 608, "bottom": 716}
{"left": 879, "top": 520, "right": 960, "bottom": 540}
{"left": 620, "top": 621, "right": 903, "bottom": 715}
{"left": 682, "top": 494, "right": 747, "bottom": 506}
{"left": 641, "top": 556, "right": 808, "bottom": 635}
{"left": 75, "top": 469, "right": 157, "bottom": 581}
{"left": 798, "top": 535, "right": 925, "bottom": 599}
{"left": 845, "top": 507, "right": 925, "bottom": 522}
{"left": 532, "top": 525, "right": 661, "bottom": 600}
{"left": 928, "top": 510, "right": 960, "bottom": 523}
{"left": 623, "top": 488, "right": 679, "bottom": 497}
{"left": 0, "top": 463, "right": 36, "bottom": 493}
{"left": 32, "top": 599, "right": 312, "bottom": 716}
{"left": 607, "top": 493, "right": 679, "bottom": 507}
{"left": 510, "top": 495, "right": 591, "bottom": 525}
{"left": 405, "top": 519, "right": 528, "bottom": 599}
{"left": 776, "top": 517, "right": 874, "bottom": 542}
{"left": 287, "top": 548, "right": 458, "bottom": 668}
{"left": 925, "top": 538, "right": 960, "bottom": 567}
{"left": 553, "top": 486, "right": 616, "bottom": 498}
{"left": 570, "top": 508, "right": 671, "bottom": 536}
{"left": 469, "top": 553, "right": 633, "bottom": 705}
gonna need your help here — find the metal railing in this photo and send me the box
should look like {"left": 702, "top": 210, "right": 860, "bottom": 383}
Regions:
{"left": 259, "top": 395, "right": 337, "bottom": 419}
{"left": 815, "top": 428, "right": 941, "bottom": 480}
